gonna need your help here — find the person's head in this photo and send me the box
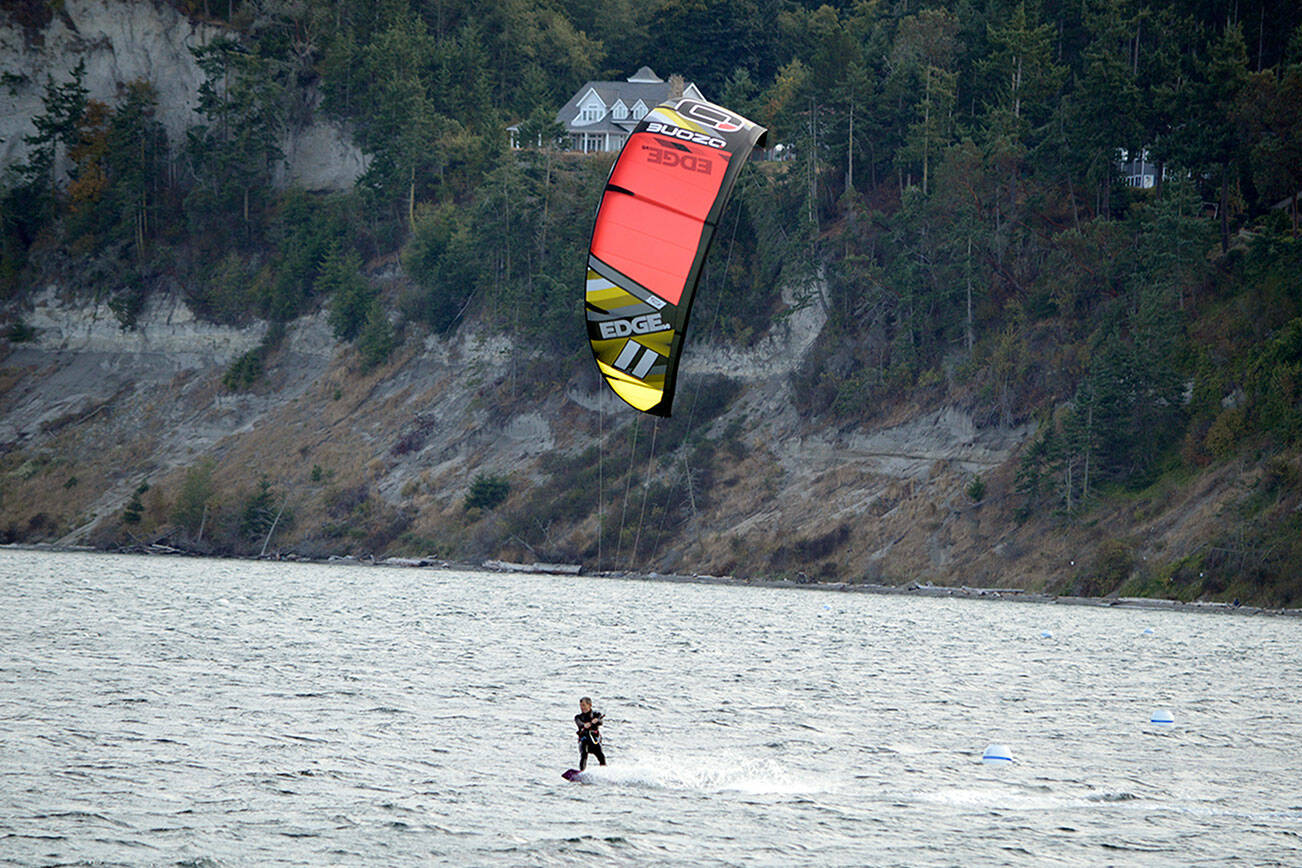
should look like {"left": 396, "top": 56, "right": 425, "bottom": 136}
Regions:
{"left": 579, "top": 697, "right": 592, "bottom": 712}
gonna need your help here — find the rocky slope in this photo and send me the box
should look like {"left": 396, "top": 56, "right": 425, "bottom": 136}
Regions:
{"left": 1, "top": 0, "right": 364, "bottom": 189}
{"left": 2, "top": 274, "right": 1270, "bottom": 603}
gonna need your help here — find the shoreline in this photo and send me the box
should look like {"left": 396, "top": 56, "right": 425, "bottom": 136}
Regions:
{"left": 6, "top": 543, "right": 1301, "bottom": 618}
{"left": 578, "top": 569, "right": 1302, "bottom": 618}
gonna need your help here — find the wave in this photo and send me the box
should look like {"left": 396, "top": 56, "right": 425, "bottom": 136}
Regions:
{"left": 562, "top": 753, "right": 829, "bottom": 796}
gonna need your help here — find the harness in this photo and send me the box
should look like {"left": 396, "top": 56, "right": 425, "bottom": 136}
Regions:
{"left": 577, "top": 713, "right": 603, "bottom": 746}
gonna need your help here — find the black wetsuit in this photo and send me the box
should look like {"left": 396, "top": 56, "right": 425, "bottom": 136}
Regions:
{"left": 575, "top": 710, "right": 606, "bottom": 770}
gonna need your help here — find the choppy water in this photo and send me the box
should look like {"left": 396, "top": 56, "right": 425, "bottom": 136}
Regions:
{"left": 1, "top": 549, "right": 1300, "bottom": 866}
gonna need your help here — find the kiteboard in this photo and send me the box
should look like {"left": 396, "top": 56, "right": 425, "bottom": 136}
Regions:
{"left": 562, "top": 769, "right": 584, "bottom": 782}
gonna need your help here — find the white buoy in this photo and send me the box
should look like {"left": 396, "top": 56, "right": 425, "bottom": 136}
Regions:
{"left": 1142, "top": 627, "right": 1155, "bottom": 636}
{"left": 1150, "top": 709, "right": 1174, "bottom": 725}
{"left": 982, "top": 744, "right": 1013, "bottom": 763}
{"left": 1040, "top": 630, "right": 1053, "bottom": 638}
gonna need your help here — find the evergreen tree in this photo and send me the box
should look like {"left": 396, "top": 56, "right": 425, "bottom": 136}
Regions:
{"left": 1238, "top": 61, "right": 1302, "bottom": 234}
{"left": 978, "top": 2, "right": 1067, "bottom": 225}
{"left": 354, "top": 13, "right": 458, "bottom": 228}
{"left": 105, "top": 82, "right": 169, "bottom": 261}
{"left": 891, "top": 8, "right": 961, "bottom": 196}
{"left": 238, "top": 476, "right": 281, "bottom": 543}
{"left": 185, "top": 37, "right": 288, "bottom": 241}
{"left": 401, "top": 203, "right": 476, "bottom": 333}
{"left": 464, "top": 473, "right": 510, "bottom": 511}
{"left": 8, "top": 60, "right": 89, "bottom": 234}
{"left": 1166, "top": 23, "right": 1251, "bottom": 249}
{"left": 173, "top": 460, "right": 216, "bottom": 539}
{"left": 123, "top": 482, "right": 149, "bottom": 526}
{"left": 357, "top": 303, "right": 398, "bottom": 370}
{"left": 1067, "top": 0, "right": 1143, "bottom": 218}
{"left": 320, "top": 243, "right": 374, "bottom": 342}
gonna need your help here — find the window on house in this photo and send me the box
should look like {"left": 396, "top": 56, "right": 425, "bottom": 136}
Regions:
{"left": 581, "top": 102, "right": 603, "bottom": 122}
{"left": 612, "top": 101, "right": 628, "bottom": 120}
{"left": 632, "top": 102, "right": 647, "bottom": 120}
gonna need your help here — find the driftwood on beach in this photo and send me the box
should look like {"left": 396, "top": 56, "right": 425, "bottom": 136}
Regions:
{"left": 482, "top": 559, "right": 582, "bottom": 575}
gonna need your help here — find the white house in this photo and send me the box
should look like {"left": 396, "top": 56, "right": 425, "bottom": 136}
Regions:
{"left": 549, "top": 67, "right": 705, "bottom": 153}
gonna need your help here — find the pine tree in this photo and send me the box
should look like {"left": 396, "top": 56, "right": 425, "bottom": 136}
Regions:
{"left": 10, "top": 60, "right": 89, "bottom": 229}
{"left": 320, "top": 243, "right": 374, "bottom": 342}
{"left": 186, "top": 37, "right": 287, "bottom": 238}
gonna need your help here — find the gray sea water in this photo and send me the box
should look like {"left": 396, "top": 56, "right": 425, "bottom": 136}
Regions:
{"left": 1, "top": 549, "right": 1299, "bottom": 866}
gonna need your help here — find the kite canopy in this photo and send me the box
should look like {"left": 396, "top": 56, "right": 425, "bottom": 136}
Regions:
{"left": 584, "top": 97, "right": 767, "bottom": 416}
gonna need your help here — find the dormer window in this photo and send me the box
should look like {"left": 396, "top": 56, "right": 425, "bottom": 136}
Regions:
{"left": 612, "top": 100, "right": 628, "bottom": 121}
{"left": 576, "top": 89, "right": 606, "bottom": 125}
{"left": 632, "top": 100, "right": 648, "bottom": 120}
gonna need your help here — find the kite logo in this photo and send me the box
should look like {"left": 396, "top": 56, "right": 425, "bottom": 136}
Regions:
{"left": 597, "top": 312, "right": 669, "bottom": 339}
{"left": 612, "top": 340, "right": 662, "bottom": 380}
{"left": 645, "top": 121, "right": 727, "bottom": 150}
{"left": 644, "top": 145, "right": 714, "bottom": 175}
{"left": 683, "top": 102, "right": 744, "bottom": 133}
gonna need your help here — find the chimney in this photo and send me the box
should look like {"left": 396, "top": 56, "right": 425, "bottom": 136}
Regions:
{"left": 668, "top": 74, "right": 685, "bottom": 99}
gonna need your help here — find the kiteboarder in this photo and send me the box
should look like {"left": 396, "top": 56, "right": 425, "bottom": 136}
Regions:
{"left": 575, "top": 696, "right": 606, "bottom": 770}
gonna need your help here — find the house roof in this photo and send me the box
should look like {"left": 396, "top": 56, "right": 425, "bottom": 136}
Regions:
{"left": 556, "top": 67, "right": 704, "bottom": 134}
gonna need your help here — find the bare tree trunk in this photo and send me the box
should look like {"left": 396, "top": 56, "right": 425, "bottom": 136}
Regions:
{"left": 921, "top": 68, "right": 931, "bottom": 196}
{"left": 846, "top": 100, "right": 854, "bottom": 192}
{"left": 1083, "top": 402, "right": 1092, "bottom": 502}
{"left": 408, "top": 165, "right": 416, "bottom": 231}
{"left": 1069, "top": 174, "right": 1080, "bottom": 230}
{"left": 540, "top": 147, "right": 552, "bottom": 261}
{"left": 809, "top": 98, "right": 818, "bottom": 229}
{"left": 1133, "top": 16, "right": 1141, "bottom": 76}
{"left": 1013, "top": 55, "right": 1022, "bottom": 119}
{"left": 965, "top": 237, "right": 974, "bottom": 354}
{"left": 1219, "top": 164, "right": 1230, "bottom": 252}
{"left": 260, "top": 494, "right": 289, "bottom": 558}
{"left": 1064, "top": 460, "right": 1073, "bottom": 514}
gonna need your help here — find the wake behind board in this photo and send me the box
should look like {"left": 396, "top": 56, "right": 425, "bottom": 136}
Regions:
{"left": 562, "top": 769, "right": 583, "bottom": 782}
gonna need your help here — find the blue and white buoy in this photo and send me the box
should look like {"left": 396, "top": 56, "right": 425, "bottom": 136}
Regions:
{"left": 1040, "top": 630, "right": 1053, "bottom": 639}
{"left": 1150, "top": 708, "right": 1174, "bottom": 725}
{"left": 982, "top": 744, "right": 1014, "bottom": 764}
